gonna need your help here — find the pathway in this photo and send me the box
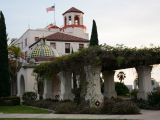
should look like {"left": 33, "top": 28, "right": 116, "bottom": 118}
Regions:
{"left": 0, "top": 110, "right": 160, "bottom": 120}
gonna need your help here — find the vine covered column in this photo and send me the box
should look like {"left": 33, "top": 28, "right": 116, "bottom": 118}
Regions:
{"left": 136, "top": 66, "right": 152, "bottom": 100}
{"left": 84, "top": 65, "right": 103, "bottom": 108}
{"left": 58, "top": 71, "right": 74, "bottom": 100}
{"left": 102, "top": 70, "right": 117, "bottom": 98}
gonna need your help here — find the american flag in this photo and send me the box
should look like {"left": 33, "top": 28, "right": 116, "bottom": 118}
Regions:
{"left": 46, "top": 6, "right": 55, "bottom": 12}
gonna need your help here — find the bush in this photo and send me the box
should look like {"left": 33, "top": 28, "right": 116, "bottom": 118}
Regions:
{"left": 134, "top": 89, "right": 160, "bottom": 110}
{"left": 131, "top": 89, "right": 138, "bottom": 100}
{"left": 0, "top": 96, "right": 20, "bottom": 106}
{"left": 101, "top": 98, "right": 115, "bottom": 113}
{"left": 135, "top": 99, "right": 150, "bottom": 109}
{"left": 148, "top": 91, "right": 160, "bottom": 106}
{"left": 22, "top": 92, "right": 37, "bottom": 102}
{"left": 79, "top": 106, "right": 100, "bottom": 114}
{"left": 111, "top": 101, "right": 140, "bottom": 114}
{"left": 55, "top": 102, "right": 77, "bottom": 114}
{"left": 23, "top": 99, "right": 59, "bottom": 110}
{"left": 115, "top": 82, "right": 129, "bottom": 96}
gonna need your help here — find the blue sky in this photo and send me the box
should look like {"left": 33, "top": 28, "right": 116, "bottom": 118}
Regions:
{"left": 1, "top": 0, "right": 160, "bottom": 47}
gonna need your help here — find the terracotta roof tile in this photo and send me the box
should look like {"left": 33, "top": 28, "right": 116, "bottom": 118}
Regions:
{"left": 63, "top": 7, "right": 84, "bottom": 15}
{"left": 45, "top": 32, "right": 89, "bottom": 42}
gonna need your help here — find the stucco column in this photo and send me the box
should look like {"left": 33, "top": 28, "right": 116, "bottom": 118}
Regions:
{"left": 102, "top": 70, "right": 117, "bottom": 98}
{"left": 43, "top": 80, "right": 53, "bottom": 99}
{"left": 58, "top": 71, "right": 74, "bottom": 100}
{"left": 84, "top": 65, "right": 103, "bottom": 108}
{"left": 136, "top": 66, "right": 152, "bottom": 100}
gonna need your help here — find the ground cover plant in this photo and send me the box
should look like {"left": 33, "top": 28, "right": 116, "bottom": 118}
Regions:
{"left": 0, "top": 105, "right": 49, "bottom": 113}
{"left": 23, "top": 98, "right": 140, "bottom": 114}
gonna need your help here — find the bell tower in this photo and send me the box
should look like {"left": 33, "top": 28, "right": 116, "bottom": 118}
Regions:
{"left": 62, "top": 7, "right": 88, "bottom": 39}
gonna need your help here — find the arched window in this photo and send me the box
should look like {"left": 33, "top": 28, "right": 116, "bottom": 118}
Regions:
{"left": 20, "top": 75, "right": 25, "bottom": 96}
{"left": 74, "top": 15, "right": 80, "bottom": 25}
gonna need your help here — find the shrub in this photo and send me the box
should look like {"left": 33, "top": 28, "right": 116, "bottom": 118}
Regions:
{"left": 148, "top": 91, "right": 160, "bottom": 106}
{"left": 0, "top": 96, "right": 20, "bottom": 106}
{"left": 101, "top": 98, "right": 115, "bottom": 113}
{"left": 22, "top": 92, "right": 37, "bottom": 102}
{"left": 111, "top": 101, "right": 140, "bottom": 114}
{"left": 115, "top": 82, "right": 129, "bottom": 96}
{"left": 79, "top": 106, "right": 100, "bottom": 114}
{"left": 23, "top": 99, "right": 59, "bottom": 110}
{"left": 135, "top": 99, "right": 150, "bottom": 109}
{"left": 55, "top": 102, "right": 77, "bottom": 114}
{"left": 130, "top": 89, "right": 138, "bottom": 100}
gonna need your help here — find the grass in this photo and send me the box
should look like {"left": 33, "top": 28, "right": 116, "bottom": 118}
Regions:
{"left": 0, "top": 105, "right": 49, "bottom": 114}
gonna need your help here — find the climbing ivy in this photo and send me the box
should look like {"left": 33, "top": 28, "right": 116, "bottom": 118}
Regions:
{"left": 34, "top": 45, "right": 160, "bottom": 78}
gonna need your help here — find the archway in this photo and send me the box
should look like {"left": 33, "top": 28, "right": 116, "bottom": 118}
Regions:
{"left": 20, "top": 75, "right": 25, "bottom": 96}
{"left": 74, "top": 15, "right": 80, "bottom": 25}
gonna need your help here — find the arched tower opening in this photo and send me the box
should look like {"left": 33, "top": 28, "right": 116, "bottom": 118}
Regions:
{"left": 74, "top": 15, "right": 80, "bottom": 25}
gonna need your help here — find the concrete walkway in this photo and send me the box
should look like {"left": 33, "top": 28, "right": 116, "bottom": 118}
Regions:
{"left": 0, "top": 110, "right": 160, "bottom": 120}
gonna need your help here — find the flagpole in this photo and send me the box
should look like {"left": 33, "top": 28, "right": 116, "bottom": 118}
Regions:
{"left": 54, "top": 3, "right": 56, "bottom": 25}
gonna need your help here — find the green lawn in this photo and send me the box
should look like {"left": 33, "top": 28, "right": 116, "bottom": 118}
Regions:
{"left": 0, "top": 105, "right": 49, "bottom": 113}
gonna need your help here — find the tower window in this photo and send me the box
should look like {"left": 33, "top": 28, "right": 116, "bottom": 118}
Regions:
{"left": 69, "top": 16, "right": 72, "bottom": 25}
{"left": 74, "top": 15, "right": 80, "bottom": 25}
{"left": 65, "top": 43, "right": 70, "bottom": 53}
{"left": 64, "top": 17, "right": 67, "bottom": 25}
{"left": 50, "top": 42, "right": 56, "bottom": 49}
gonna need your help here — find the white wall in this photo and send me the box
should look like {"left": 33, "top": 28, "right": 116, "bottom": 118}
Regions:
{"left": 48, "top": 41, "right": 89, "bottom": 56}
{"left": 17, "top": 67, "right": 37, "bottom": 96}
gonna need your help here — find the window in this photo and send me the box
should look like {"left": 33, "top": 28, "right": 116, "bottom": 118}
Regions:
{"left": 25, "top": 51, "right": 27, "bottom": 60}
{"left": 74, "top": 16, "right": 80, "bottom": 25}
{"left": 50, "top": 42, "right": 56, "bottom": 49}
{"left": 65, "top": 43, "right": 70, "bottom": 53}
{"left": 79, "top": 44, "right": 84, "bottom": 50}
{"left": 25, "top": 38, "right": 27, "bottom": 47}
{"left": 64, "top": 17, "right": 67, "bottom": 25}
{"left": 69, "top": 16, "right": 72, "bottom": 25}
{"left": 35, "top": 37, "right": 39, "bottom": 41}
{"left": 21, "top": 42, "right": 23, "bottom": 49}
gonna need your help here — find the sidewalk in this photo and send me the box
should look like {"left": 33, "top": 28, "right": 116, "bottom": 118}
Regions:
{"left": 0, "top": 110, "right": 160, "bottom": 120}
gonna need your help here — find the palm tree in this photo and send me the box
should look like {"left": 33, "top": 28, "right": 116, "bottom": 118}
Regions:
{"left": 8, "top": 45, "right": 22, "bottom": 96}
{"left": 117, "top": 71, "right": 126, "bottom": 83}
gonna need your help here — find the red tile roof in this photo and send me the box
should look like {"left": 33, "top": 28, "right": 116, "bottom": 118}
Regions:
{"left": 47, "top": 24, "right": 59, "bottom": 29}
{"left": 63, "top": 7, "right": 84, "bottom": 15}
{"left": 45, "top": 32, "right": 89, "bottom": 42}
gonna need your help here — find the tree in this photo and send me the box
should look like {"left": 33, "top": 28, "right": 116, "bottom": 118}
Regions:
{"left": 89, "top": 19, "right": 99, "bottom": 46}
{"left": 0, "top": 11, "right": 10, "bottom": 97}
{"left": 8, "top": 45, "right": 22, "bottom": 95}
{"left": 117, "top": 71, "right": 126, "bottom": 83}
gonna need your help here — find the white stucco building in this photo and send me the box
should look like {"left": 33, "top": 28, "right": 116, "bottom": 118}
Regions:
{"left": 11, "top": 7, "right": 90, "bottom": 99}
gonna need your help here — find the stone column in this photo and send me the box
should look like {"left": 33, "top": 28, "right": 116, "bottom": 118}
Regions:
{"left": 43, "top": 80, "right": 53, "bottom": 99}
{"left": 102, "top": 70, "right": 117, "bottom": 98}
{"left": 84, "top": 65, "right": 103, "bottom": 108}
{"left": 58, "top": 71, "right": 74, "bottom": 100}
{"left": 136, "top": 66, "right": 152, "bottom": 100}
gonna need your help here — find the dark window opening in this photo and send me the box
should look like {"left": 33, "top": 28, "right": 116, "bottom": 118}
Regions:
{"left": 65, "top": 43, "right": 70, "bottom": 53}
